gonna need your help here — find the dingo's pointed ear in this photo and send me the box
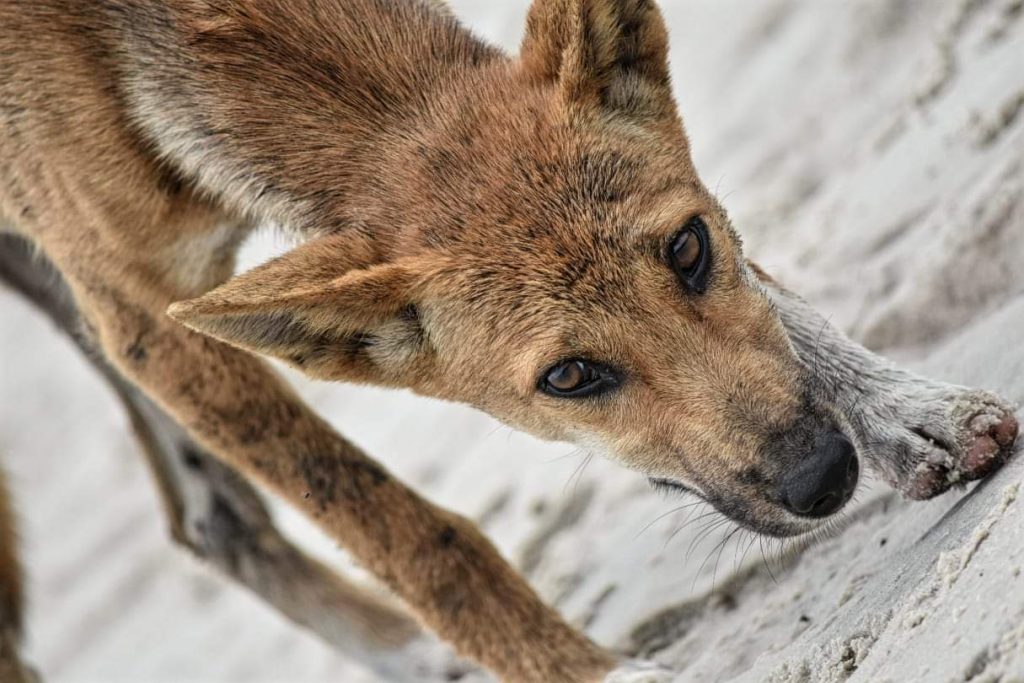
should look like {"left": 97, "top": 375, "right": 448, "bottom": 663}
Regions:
{"left": 520, "top": 0, "right": 675, "bottom": 120}
{"left": 168, "top": 237, "right": 437, "bottom": 385}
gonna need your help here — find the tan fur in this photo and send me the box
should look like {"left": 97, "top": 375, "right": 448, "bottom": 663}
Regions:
{"left": 1, "top": 0, "right": 822, "bottom": 680}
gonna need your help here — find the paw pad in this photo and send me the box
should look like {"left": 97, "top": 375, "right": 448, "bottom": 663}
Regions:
{"left": 962, "top": 411, "right": 1018, "bottom": 479}
{"left": 872, "top": 389, "right": 1019, "bottom": 501}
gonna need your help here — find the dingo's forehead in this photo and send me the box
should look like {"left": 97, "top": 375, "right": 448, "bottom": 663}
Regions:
{"left": 411, "top": 110, "right": 737, "bottom": 309}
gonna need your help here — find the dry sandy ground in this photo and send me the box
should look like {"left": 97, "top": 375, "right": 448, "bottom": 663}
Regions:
{"left": 1, "top": 0, "right": 1022, "bottom": 681}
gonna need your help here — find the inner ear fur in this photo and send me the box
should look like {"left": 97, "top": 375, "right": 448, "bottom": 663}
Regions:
{"left": 167, "top": 235, "right": 436, "bottom": 384}
{"left": 520, "top": 0, "right": 675, "bottom": 120}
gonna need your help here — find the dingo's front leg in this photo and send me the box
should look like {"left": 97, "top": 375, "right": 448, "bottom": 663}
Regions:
{"left": 760, "top": 272, "right": 1019, "bottom": 499}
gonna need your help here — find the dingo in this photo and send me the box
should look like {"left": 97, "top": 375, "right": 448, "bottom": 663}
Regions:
{"left": 0, "top": 1, "right": 1017, "bottom": 680}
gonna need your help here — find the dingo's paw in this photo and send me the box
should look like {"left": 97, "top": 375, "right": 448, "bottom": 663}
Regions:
{"left": 856, "top": 383, "right": 1019, "bottom": 499}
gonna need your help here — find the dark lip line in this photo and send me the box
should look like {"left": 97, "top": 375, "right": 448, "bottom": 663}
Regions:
{"left": 647, "top": 477, "right": 695, "bottom": 495}
{"left": 646, "top": 476, "right": 827, "bottom": 539}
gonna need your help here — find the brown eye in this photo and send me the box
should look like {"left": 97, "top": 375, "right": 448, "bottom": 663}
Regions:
{"left": 539, "top": 359, "right": 620, "bottom": 398}
{"left": 668, "top": 217, "right": 711, "bottom": 293}
{"left": 547, "top": 361, "right": 586, "bottom": 391}
{"left": 671, "top": 229, "right": 701, "bottom": 271}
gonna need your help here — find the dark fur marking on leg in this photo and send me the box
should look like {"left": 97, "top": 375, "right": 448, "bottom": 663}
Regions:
{"left": 197, "top": 492, "right": 262, "bottom": 571}
{"left": 297, "top": 452, "right": 390, "bottom": 511}
{"left": 125, "top": 333, "right": 148, "bottom": 363}
{"left": 438, "top": 525, "right": 456, "bottom": 547}
{"left": 180, "top": 444, "right": 205, "bottom": 471}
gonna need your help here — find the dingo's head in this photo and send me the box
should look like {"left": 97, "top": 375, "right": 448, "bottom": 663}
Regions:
{"left": 172, "top": 0, "right": 858, "bottom": 537}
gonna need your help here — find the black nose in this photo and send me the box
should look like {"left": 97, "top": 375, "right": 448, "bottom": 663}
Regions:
{"left": 780, "top": 430, "right": 859, "bottom": 518}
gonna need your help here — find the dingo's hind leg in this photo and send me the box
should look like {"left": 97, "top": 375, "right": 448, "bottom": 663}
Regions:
{"left": 0, "top": 463, "right": 38, "bottom": 683}
{"left": 0, "top": 232, "right": 479, "bottom": 682}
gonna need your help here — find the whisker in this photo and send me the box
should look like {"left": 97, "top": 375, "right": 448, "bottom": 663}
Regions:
{"left": 734, "top": 529, "right": 753, "bottom": 572}
{"left": 740, "top": 532, "right": 758, "bottom": 570}
{"left": 811, "top": 315, "right": 832, "bottom": 383}
{"left": 484, "top": 423, "right": 508, "bottom": 439}
{"left": 635, "top": 498, "right": 703, "bottom": 539}
{"left": 707, "top": 525, "right": 741, "bottom": 592}
{"left": 759, "top": 536, "right": 778, "bottom": 583}
{"left": 671, "top": 514, "right": 708, "bottom": 553}
{"left": 663, "top": 503, "right": 713, "bottom": 549}
{"left": 563, "top": 451, "right": 594, "bottom": 497}
{"left": 685, "top": 517, "right": 728, "bottom": 566}
{"left": 544, "top": 447, "right": 585, "bottom": 464}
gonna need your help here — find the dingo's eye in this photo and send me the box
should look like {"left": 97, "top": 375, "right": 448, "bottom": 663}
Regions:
{"left": 669, "top": 217, "right": 710, "bottom": 293}
{"left": 540, "top": 359, "right": 618, "bottom": 398}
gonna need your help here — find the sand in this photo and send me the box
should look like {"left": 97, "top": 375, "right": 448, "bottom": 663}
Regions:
{"left": 0, "top": 0, "right": 1021, "bottom": 681}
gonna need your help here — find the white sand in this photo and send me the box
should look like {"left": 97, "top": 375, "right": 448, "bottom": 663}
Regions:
{"left": 1, "top": 0, "right": 1022, "bottom": 681}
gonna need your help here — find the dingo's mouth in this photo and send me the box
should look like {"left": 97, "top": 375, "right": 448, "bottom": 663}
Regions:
{"left": 647, "top": 469, "right": 857, "bottom": 540}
